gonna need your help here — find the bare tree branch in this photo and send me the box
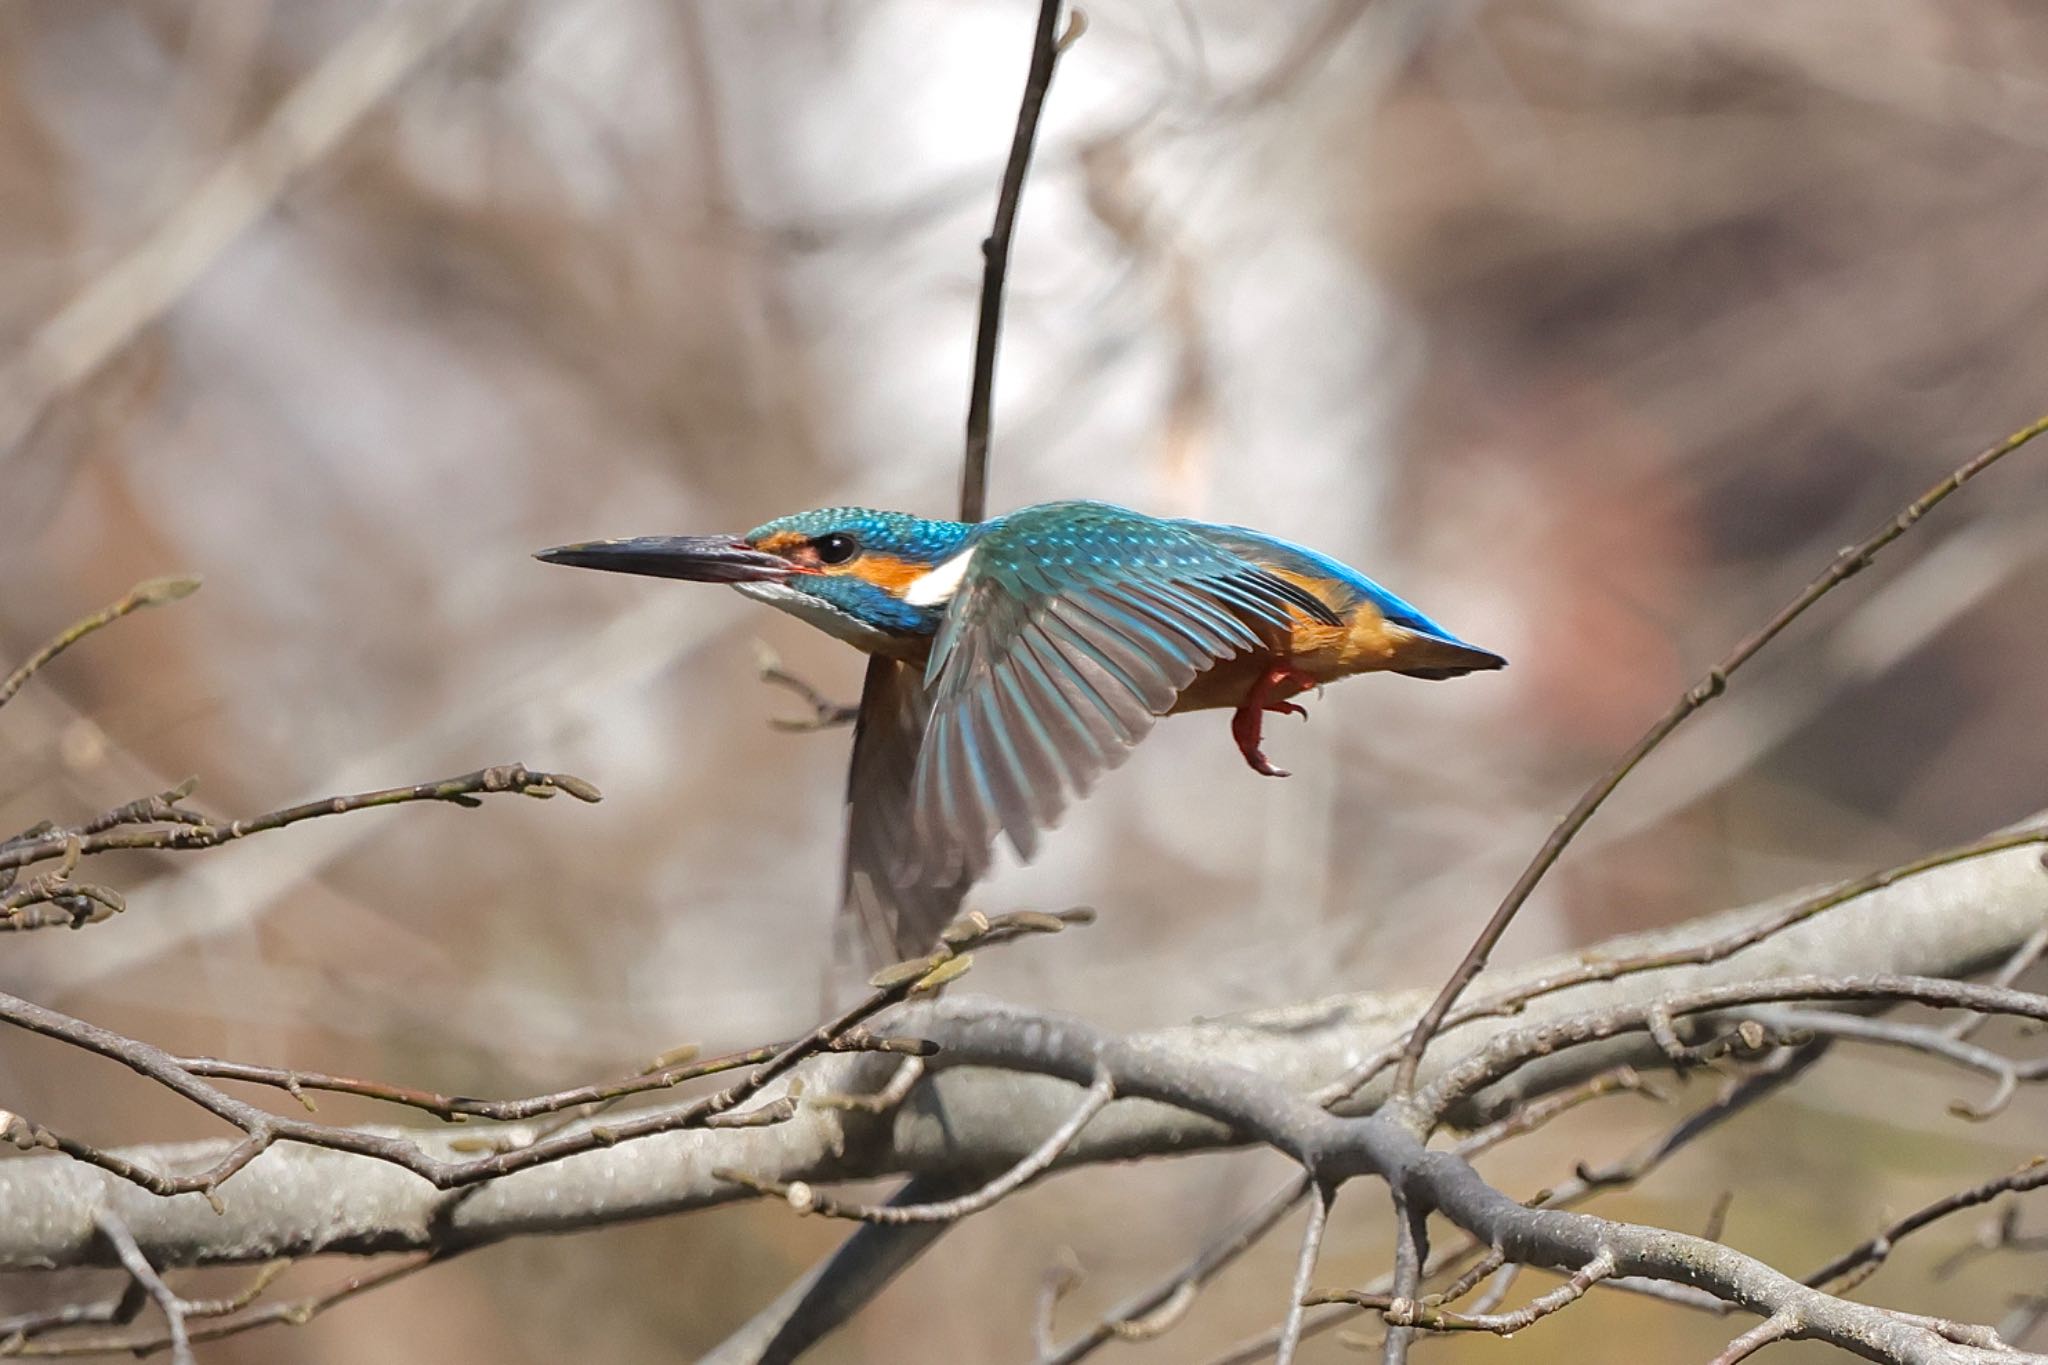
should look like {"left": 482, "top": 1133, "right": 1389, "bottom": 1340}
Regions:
{"left": 1330, "top": 826, "right": 2048, "bottom": 1110}
{"left": 1731, "top": 1006, "right": 2046, "bottom": 1120}
{"left": 0, "top": 822, "right": 2033, "bottom": 1343}
{"left": 1712, "top": 1314, "right": 1798, "bottom": 1365}
{"left": 1378, "top": 1189, "right": 1426, "bottom": 1365}
{"left": 1036, "top": 1174, "right": 1311, "bottom": 1365}
{"left": 718, "top": 1069, "right": 1114, "bottom": 1225}
{"left": 0, "top": 910, "right": 1087, "bottom": 1221}
{"left": 10, "top": 1256, "right": 435, "bottom": 1360}
{"left": 0, "top": 578, "right": 200, "bottom": 712}
{"left": 1416, "top": 972, "right": 2048, "bottom": 1120}
{"left": 1273, "top": 1181, "right": 1334, "bottom": 1365}
{"left": 172, "top": 1031, "right": 928, "bottom": 1125}
{"left": 1211, "top": 1048, "right": 1828, "bottom": 1365}
{"left": 1806, "top": 1156, "right": 2048, "bottom": 1293}
{"left": 89, "top": 1213, "right": 193, "bottom": 1365}
{"left": 6, "top": 522, "right": 2046, "bottom": 1365}
{"left": 1395, "top": 410, "right": 2048, "bottom": 1097}
{"left": 1309, "top": 1249, "right": 1618, "bottom": 1335}
{"left": 959, "top": 0, "right": 1075, "bottom": 522}
{"left": 0, "top": 763, "right": 602, "bottom": 881}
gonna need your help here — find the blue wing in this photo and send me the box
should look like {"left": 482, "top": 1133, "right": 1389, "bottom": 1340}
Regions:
{"left": 911, "top": 502, "right": 1339, "bottom": 885}
{"left": 1184, "top": 522, "right": 1461, "bottom": 641}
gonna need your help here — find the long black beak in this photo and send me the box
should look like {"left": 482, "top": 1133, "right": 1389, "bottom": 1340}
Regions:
{"left": 534, "top": 535, "right": 794, "bottom": 584}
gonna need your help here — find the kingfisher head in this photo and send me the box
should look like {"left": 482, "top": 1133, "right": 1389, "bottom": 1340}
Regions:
{"left": 537, "top": 507, "right": 974, "bottom": 650}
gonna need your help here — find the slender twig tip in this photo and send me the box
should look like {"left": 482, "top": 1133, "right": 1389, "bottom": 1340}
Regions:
{"left": 136, "top": 575, "right": 203, "bottom": 605}
{"left": 549, "top": 774, "right": 604, "bottom": 804}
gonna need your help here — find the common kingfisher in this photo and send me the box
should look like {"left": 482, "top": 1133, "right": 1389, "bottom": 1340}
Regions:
{"left": 538, "top": 502, "right": 1504, "bottom": 960}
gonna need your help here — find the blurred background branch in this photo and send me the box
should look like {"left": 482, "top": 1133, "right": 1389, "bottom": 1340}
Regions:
{"left": 0, "top": 0, "right": 495, "bottom": 464}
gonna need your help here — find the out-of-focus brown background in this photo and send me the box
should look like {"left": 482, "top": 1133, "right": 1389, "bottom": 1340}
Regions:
{"left": 2, "top": 2, "right": 2045, "bottom": 1360}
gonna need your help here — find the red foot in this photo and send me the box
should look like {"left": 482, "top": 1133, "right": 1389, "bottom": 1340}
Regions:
{"left": 1231, "top": 662, "right": 1318, "bottom": 778}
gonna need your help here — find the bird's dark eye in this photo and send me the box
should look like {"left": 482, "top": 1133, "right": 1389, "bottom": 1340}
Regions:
{"left": 814, "top": 533, "right": 860, "bottom": 565}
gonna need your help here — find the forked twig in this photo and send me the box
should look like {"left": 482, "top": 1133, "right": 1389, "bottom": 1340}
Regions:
{"left": 0, "top": 764, "right": 603, "bottom": 878}
{"left": 1418, "top": 973, "right": 2048, "bottom": 1117}
{"left": 1047, "top": 1065, "right": 1657, "bottom": 1365}
{"left": 1394, "top": 411, "right": 2048, "bottom": 1098}
{"left": 0, "top": 909, "right": 1082, "bottom": 1205}
{"left": 1036, "top": 1174, "right": 1311, "bottom": 1364}
{"left": 719, "top": 1069, "right": 1113, "bottom": 1225}
{"left": 10, "top": 1255, "right": 437, "bottom": 1359}
{"left": 1327, "top": 827, "right": 2048, "bottom": 1110}
{"left": 1732, "top": 1006, "right": 2046, "bottom": 1121}
{"left": 1309, "top": 1249, "right": 1618, "bottom": 1335}
{"left": 1273, "top": 1182, "right": 1335, "bottom": 1365}
{"left": 177, "top": 1030, "right": 931, "bottom": 1124}
{"left": 91, "top": 1212, "right": 193, "bottom": 1365}
{"left": 756, "top": 648, "right": 860, "bottom": 731}
{"left": 1805, "top": 1155, "right": 2048, "bottom": 1292}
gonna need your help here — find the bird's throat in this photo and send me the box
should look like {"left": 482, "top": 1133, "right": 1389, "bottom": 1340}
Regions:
{"left": 732, "top": 581, "right": 901, "bottom": 651}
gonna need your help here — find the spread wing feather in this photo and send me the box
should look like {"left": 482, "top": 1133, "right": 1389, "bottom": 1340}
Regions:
{"left": 835, "top": 505, "right": 1493, "bottom": 963}
{"left": 910, "top": 504, "right": 1339, "bottom": 888}
{"left": 840, "top": 504, "right": 1342, "bottom": 960}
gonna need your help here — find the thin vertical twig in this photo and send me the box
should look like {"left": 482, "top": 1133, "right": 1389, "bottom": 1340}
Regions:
{"left": 959, "top": 0, "right": 1074, "bottom": 522}
{"left": 1392, "top": 410, "right": 2048, "bottom": 1099}
{"left": 1274, "top": 1181, "right": 1336, "bottom": 1365}
{"left": 1379, "top": 1192, "right": 1429, "bottom": 1365}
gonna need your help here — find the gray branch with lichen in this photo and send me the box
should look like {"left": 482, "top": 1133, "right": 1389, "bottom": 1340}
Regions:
{"left": 0, "top": 819, "right": 2040, "bottom": 1293}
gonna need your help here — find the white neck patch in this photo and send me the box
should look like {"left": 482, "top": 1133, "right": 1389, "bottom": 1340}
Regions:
{"left": 904, "top": 546, "right": 976, "bottom": 607}
{"left": 733, "top": 581, "right": 893, "bottom": 649}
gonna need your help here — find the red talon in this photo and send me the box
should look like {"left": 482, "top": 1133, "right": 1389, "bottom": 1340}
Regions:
{"left": 1231, "top": 661, "right": 1318, "bottom": 778}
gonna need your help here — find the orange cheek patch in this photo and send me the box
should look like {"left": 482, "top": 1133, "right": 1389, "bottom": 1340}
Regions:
{"left": 850, "top": 554, "right": 927, "bottom": 593}
{"left": 756, "top": 531, "right": 808, "bottom": 556}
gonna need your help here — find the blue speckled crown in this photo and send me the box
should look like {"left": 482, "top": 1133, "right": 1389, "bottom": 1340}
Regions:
{"left": 746, "top": 507, "right": 973, "bottom": 562}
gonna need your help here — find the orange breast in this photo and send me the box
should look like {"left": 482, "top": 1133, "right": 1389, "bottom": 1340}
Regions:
{"left": 1287, "top": 610, "right": 1407, "bottom": 681}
